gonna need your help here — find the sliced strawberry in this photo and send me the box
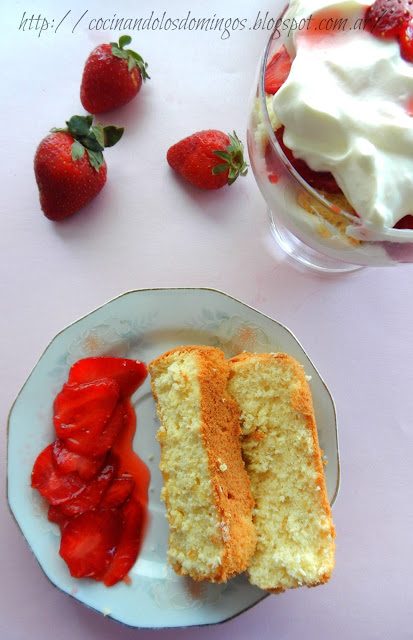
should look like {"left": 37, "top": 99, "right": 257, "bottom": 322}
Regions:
{"left": 265, "top": 46, "right": 292, "bottom": 95}
{"left": 59, "top": 509, "right": 122, "bottom": 579}
{"left": 400, "top": 20, "right": 413, "bottom": 62}
{"left": 53, "top": 379, "right": 119, "bottom": 440}
{"left": 31, "top": 444, "right": 86, "bottom": 505}
{"left": 101, "top": 498, "right": 143, "bottom": 586}
{"left": 100, "top": 475, "right": 135, "bottom": 509}
{"left": 394, "top": 214, "right": 413, "bottom": 229}
{"left": 274, "top": 127, "right": 342, "bottom": 194}
{"left": 65, "top": 401, "right": 127, "bottom": 457}
{"left": 52, "top": 439, "right": 106, "bottom": 480}
{"left": 68, "top": 357, "right": 148, "bottom": 398}
{"left": 365, "top": 0, "right": 410, "bottom": 38}
{"left": 60, "top": 456, "right": 118, "bottom": 517}
{"left": 48, "top": 504, "right": 70, "bottom": 531}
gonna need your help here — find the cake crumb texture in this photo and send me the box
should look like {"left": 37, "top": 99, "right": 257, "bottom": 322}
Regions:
{"left": 298, "top": 190, "right": 360, "bottom": 246}
{"left": 149, "top": 345, "right": 256, "bottom": 582}
{"left": 227, "top": 352, "right": 336, "bottom": 593}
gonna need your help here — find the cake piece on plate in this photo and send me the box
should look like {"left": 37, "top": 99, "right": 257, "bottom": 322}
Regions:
{"left": 149, "top": 345, "right": 256, "bottom": 582}
{"left": 227, "top": 352, "right": 336, "bottom": 593}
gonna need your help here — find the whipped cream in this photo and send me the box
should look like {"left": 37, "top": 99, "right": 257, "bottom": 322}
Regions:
{"left": 272, "top": 0, "right": 413, "bottom": 230}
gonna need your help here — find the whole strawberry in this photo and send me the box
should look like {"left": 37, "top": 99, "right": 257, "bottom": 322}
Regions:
{"left": 167, "top": 130, "right": 248, "bottom": 190}
{"left": 80, "top": 35, "right": 150, "bottom": 114}
{"left": 34, "top": 115, "right": 123, "bottom": 220}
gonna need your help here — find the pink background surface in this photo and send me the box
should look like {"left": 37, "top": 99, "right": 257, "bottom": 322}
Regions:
{"left": 1, "top": 0, "right": 412, "bottom": 638}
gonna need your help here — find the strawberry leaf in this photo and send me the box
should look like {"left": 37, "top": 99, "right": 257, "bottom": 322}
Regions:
{"left": 212, "top": 130, "right": 248, "bottom": 186}
{"left": 128, "top": 50, "right": 144, "bottom": 62}
{"left": 67, "top": 115, "right": 93, "bottom": 137}
{"left": 214, "top": 150, "right": 232, "bottom": 161}
{"left": 103, "top": 126, "right": 124, "bottom": 147}
{"left": 110, "top": 35, "right": 150, "bottom": 80}
{"left": 119, "top": 35, "right": 132, "bottom": 48}
{"left": 111, "top": 46, "right": 128, "bottom": 60}
{"left": 86, "top": 149, "right": 104, "bottom": 171}
{"left": 71, "top": 140, "right": 85, "bottom": 161}
{"left": 212, "top": 163, "right": 229, "bottom": 175}
{"left": 91, "top": 124, "right": 105, "bottom": 149}
{"left": 135, "top": 57, "right": 150, "bottom": 81}
{"left": 80, "top": 132, "right": 104, "bottom": 152}
{"left": 125, "top": 50, "right": 150, "bottom": 80}
{"left": 51, "top": 114, "right": 123, "bottom": 172}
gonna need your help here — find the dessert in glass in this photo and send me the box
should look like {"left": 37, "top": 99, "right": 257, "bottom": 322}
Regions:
{"left": 248, "top": 0, "right": 413, "bottom": 271}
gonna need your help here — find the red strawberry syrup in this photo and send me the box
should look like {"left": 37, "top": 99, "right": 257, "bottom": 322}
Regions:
{"left": 32, "top": 357, "right": 151, "bottom": 586}
{"left": 111, "top": 400, "right": 151, "bottom": 551}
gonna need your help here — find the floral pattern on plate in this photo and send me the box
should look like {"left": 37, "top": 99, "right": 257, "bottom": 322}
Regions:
{"left": 216, "top": 315, "right": 271, "bottom": 356}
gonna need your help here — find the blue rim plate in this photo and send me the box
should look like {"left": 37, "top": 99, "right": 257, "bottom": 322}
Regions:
{"left": 7, "top": 287, "right": 340, "bottom": 628}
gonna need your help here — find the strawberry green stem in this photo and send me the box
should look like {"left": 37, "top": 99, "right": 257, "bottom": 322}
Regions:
{"left": 110, "top": 35, "right": 150, "bottom": 80}
{"left": 212, "top": 131, "right": 248, "bottom": 185}
{"left": 52, "top": 115, "right": 124, "bottom": 171}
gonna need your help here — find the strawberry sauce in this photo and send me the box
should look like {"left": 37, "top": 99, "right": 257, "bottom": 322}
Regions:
{"left": 112, "top": 401, "right": 150, "bottom": 506}
{"left": 31, "top": 357, "right": 150, "bottom": 586}
{"left": 111, "top": 400, "right": 150, "bottom": 546}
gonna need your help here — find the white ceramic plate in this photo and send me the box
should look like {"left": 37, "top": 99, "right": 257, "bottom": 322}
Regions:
{"left": 7, "top": 287, "right": 339, "bottom": 629}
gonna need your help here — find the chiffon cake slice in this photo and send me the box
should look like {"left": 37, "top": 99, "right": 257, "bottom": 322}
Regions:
{"left": 149, "top": 345, "right": 256, "bottom": 582}
{"left": 227, "top": 352, "right": 336, "bottom": 593}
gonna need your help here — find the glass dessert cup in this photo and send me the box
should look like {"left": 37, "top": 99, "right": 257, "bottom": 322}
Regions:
{"left": 248, "top": 27, "right": 413, "bottom": 272}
